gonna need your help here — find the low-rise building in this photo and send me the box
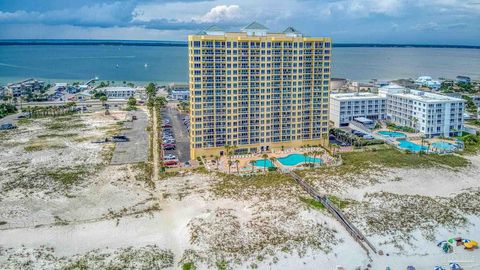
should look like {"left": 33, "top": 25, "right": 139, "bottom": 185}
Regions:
{"left": 6, "top": 79, "right": 45, "bottom": 97}
{"left": 456, "top": 76, "right": 471, "bottom": 84}
{"left": 414, "top": 76, "right": 441, "bottom": 90}
{"left": 386, "top": 89, "right": 464, "bottom": 137}
{"left": 171, "top": 90, "right": 189, "bottom": 101}
{"left": 329, "top": 92, "right": 387, "bottom": 127}
{"left": 101, "top": 87, "right": 136, "bottom": 99}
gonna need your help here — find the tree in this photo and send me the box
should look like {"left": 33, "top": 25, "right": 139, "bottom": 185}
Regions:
{"left": 269, "top": 157, "right": 276, "bottom": 170}
{"left": 146, "top": 82, "right": 157, "bottom": 98}
{"left": 99, "top": 95, "right": 107, "bottom": 106}
{"left": 235, "top": 160, "right": 240, "bottom": 174}
{"left": 261, "top": 153, "right": 269, "bottom": 172}
{"left": 227, "top": 160, "right": 232, "bottom": 174}
{"left": 250, "top": 160, "right": 256, "bottom": 173}
{"left": 303, "top": 153, "right": 308, "bottom": 165}
{"left": 127, "top": 96, "right": 137, "bottom": 108}
{"left": 214, "top": 155, "right": 220, "bottom": 170}
{"left": 154, "top": 96, "right": 167, "bottom": 108}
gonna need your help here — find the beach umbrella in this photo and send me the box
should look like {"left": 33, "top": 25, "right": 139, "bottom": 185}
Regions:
{"left": 447, "top": 238, "right": 456, "bottom": 244}
{"left": 464, "top": 240, "right": 478, "bottom": 249}
{"left": 449, "top": 262, "right": 461, "bottom": 270}
{"left": 434, "top": 267, "right": 445, "bottom": 270}
{"left": 407, "top": 266, "right": 416, "bottom": 270}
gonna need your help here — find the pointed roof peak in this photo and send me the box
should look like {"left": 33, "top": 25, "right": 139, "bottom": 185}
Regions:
{"left": 242, "top": 21, "right": 268, "bottom": 31}
{"left": 283, "top": 26, "right": 301, "bottom": 34}
{"left": 205, "top": 25, "right": 224, "bottom": 32}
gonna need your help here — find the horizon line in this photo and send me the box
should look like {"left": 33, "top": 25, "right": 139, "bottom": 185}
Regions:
{"left": 0, "top": 39, "right": 478, "bottom": 49}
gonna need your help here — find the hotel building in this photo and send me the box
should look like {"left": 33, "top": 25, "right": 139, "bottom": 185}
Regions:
{"left": 188, "top": 22, "right": 332, "bottom": 159}
{"left": 329, "top": 92, "right": 386, "bottom": 127}
{"left": 386, "top": 89, "right": 465, "bottom": 137}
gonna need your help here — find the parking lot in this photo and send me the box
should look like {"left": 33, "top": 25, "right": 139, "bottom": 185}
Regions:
{"left": 110, "top": 110, "right": 148, "bottom": 165}
{"left": 160, "top": 104, "right": 190, "bottom": 164}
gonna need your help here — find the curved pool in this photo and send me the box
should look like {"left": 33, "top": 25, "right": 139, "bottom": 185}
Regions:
{"left": 278, "top": 154, "right": 322, "bottom": 166}
{"left": 398, "top": 140, "right": 427, "bottom": 152}
{"left": 254, "top": 159, "right": 275, "bottom": 168}
{"left": 378, "top": 131, "right": 407, "bottom": 138}
{"left": 431, "top": 141, "right": 456, "bottom": 152}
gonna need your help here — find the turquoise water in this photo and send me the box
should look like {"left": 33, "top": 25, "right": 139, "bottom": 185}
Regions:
{"left": 398, "top": 140, "right": 428, "bottom": 152}
{"left": 378, "top": 131, "right": 407, "bottom": 138}
{"left": 431, "top": 141, "right": 457, "bottom": 151}
{"left": 278, "top": 154, "right": 322, "bottom": 166}
{"left": 254, "top": 159, "right": 275, "bottom": 168}
{"left": 1, "top": 45, "right": 479, "bottom": 84}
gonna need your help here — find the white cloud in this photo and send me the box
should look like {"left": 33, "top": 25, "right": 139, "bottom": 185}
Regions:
{"left": 197, "top": 5, "right": 242, "bottom": 23}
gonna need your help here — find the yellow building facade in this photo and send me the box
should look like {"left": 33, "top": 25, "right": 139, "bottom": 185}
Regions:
{"left": 188, "top": 22, "right": 332, "bottom": 159}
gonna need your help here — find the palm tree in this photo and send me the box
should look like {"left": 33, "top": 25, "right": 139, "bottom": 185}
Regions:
{"left": 227, "top": 160, "right": 233, "bottom": 174}
{"left": 261, "top": 153, "right": 269, "bottom": 172}
{"left": 269, "top": 157, "right": 276, "bottom": 169}
{"left": 303, "top": 152, "right": 308, "bottom": 166}
{"left": 99, "top": 95, "right": 108, "bottom": 108}
{"left": 235, "top": 160, "right": 240, "bottom": 174}
{"left": 250, "top": 160, "right": 256, "bottom": 173}
{"left": 214, "top": 155, "right": 220, "bottom": 170}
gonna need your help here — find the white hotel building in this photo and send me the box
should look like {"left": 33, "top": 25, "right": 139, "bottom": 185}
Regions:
{"left": 385, "top": 89, "right": 465, "bottom": 137}
{"left": 329, "top": 92, "right": 387, "bottom": 127}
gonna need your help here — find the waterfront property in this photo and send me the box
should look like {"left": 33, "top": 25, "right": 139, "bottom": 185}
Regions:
{"left": 6, "top": 78, "right": 45, "bottom": 97}
{"left": 384, "top": 88, "right": 465, "bottom": 138}
{"left": 100, "top": 86, "right": 136, "bottom": 100}
{"left": 414, "top": 76, "right": 441, "bottom": 90}
{"left": 188, "top": 22, "right": 332, "bottom": 159}
{"left": 329, "top": 92, "right": 386, "bottom": 127}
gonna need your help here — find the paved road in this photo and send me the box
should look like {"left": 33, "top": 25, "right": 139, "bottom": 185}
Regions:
{"left": 161, "top": 103, "right": 190, "bottom": 163}
{"left": 0, "top": 112, "right": 22, "bottom": 125}
{"left": 111, "top": 110, "right": 148, "bottom": 165}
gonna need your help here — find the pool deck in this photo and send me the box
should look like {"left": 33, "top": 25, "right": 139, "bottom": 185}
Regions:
{"left": 215, "top": 147, "right": 337, "bottom": 174}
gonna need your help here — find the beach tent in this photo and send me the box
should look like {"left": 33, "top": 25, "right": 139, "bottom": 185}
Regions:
{"left": 434, "top": 267, "right": 445, "bottom": 270}
{"left": 449, "top": 262, "right": 461, "bottom": 270}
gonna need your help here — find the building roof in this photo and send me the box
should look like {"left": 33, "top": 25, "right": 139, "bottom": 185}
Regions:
{"left": 283, "top": 26, "right": 301, "bottom": 34}
{"left": 331, "top": 92, "right": 385, "bottom": 101}
{"left": 389, "top": 89, "right": 464, "bottom": 103}
{"left": 242, "top": 21, "right": 268, "bottom": 31}
{"left": 205, "top": 25, "right": 224, "bottom": 32}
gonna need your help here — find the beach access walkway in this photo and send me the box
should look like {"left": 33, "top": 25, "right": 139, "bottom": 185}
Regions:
{"left": 289, "top": 171, "right": 377, "bottom": 259}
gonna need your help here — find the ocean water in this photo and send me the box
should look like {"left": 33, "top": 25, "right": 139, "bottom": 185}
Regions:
{"left": 0, "top": 45, "right": 479, "bottom": 85}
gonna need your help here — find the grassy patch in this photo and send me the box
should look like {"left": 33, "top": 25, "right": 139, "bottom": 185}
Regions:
{"left": 327, "top": 195, "right": 351, "bottom": 209}
{"left": 0, "top": 221, "right": 7, "bottom": 226}
{"left": 342, "top": 149, "right": 469, "bottom": 169}
{"left": 37, "top": 133, "right": 78, "bottom": 139}
{"left": 299, "top": 196, "right": 325, "bottom": 210}
{"left": 213, "top": 172, "right": 296, "bottom": 199}
{"left": 17, "top": 118, "right": 32, "bottom": 125}
{"left": 182, "top": 262, "right": 195, "bottom": 270}
{"left": 47, "top": 166, "right": 87, "bottom": 186}
{"left": 24, "top": 141, "right": 66, "bottom": 152}
{"left": 46, "top": 122, "right": 86, "bottom": 131}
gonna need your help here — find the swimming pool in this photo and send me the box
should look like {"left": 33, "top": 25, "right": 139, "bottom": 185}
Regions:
{"left": 277, "top": 153, "right": 322, "bottom": 166}
{"left": 397, "top": 140, "right": 428, "bottom": 152}
{"left": 431, "top": 141, "right": 457, "bottom": 152}
{"left": 254, "top": 159, "right": 275, "bottom": 168}
{"left": 378, "top": 131, "right": 407, "bottom": 138}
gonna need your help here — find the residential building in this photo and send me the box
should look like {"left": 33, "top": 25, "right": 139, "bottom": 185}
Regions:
{"left": 414, "top": 76, "right": 441, "bottom": 90}
{"left": 329, "top": 92, "right": 386, "bottom": 127}
{"left": 6, "top": 78, "right": 45, "bottom": 97}
{"left": 456, "top": 76, "right": 471, "bottom": 84}
{"left": 386, "top": 89, "right": 464, "bottom": 137}
{"left": 378, "top": 84, "right": 406, "bottom": 97}
{"left": 101, "top": 87, "right": 136, "bottom": 99}
{"left": 330, "top": 78, "right": 347, "bottom": 91}
{"left": 188, "top": 22, "right": 332, "bottom": 159}
{"left": 168, "top": 83, "right": 189, "bottom": 92}
{"left": 171, "top": 90, "right": 189, "bottom": 101}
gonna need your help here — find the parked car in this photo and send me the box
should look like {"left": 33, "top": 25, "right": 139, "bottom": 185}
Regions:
{"left": 164, "top": 154, "right": 177, "bottom": 160}
{"left": 111, "top": 135, "right": 129, "bottom": 142}
{"left": 164, "top": 160, "right": 177, "bottom": 166}
{"left": 162, "top": 144, "right": 176, "bottom": 150}
{"left": 162, "top": 124, "right": 172, "bottom": 128}
{"left": 0, "top": 123, "right": 17, "bottom": 130}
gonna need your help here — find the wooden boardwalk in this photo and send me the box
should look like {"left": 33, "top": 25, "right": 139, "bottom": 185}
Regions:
{"left": 289, "top": 171, "right": 377, "bottom": 257}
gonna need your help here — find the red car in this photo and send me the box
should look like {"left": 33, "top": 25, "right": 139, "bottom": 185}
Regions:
{"left": 162, "top": 124, "right": 172, "bottom": 128}
{"left": 164, "top": 160, "right": 177, "bottom": 166}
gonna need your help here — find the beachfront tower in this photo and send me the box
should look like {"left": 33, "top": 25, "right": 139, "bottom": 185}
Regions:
{"left": 188, "top": 22, "right": 332, "bottom": 159}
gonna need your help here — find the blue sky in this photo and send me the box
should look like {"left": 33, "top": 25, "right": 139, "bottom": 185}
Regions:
{"left": 0, "top": 0, "right": 479, "bottom": 45}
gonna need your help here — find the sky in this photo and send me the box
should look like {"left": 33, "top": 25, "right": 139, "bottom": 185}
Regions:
{"left": 0, "top": 0, "right": 479, "bottom": 45}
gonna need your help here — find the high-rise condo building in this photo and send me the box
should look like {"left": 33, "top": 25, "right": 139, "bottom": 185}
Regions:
{"left": 188, "top": 22, "right": 332, "bottom": 159}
